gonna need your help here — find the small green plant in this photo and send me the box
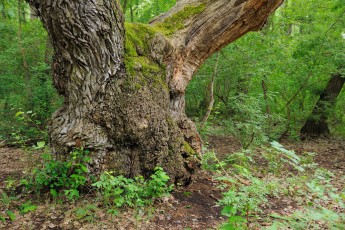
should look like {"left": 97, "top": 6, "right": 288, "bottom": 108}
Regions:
{"left": 26, "top": 148, "right": 91, "bottom": 200}
{"left": 4, "top": 177, "right": 17, "bottom": 191}
{"left": 10, "top": 110, "right": 47, "bottom": 145}
{"left": 269, "top": 206, "right": 345, "bottom": 230}
{"left": 203, "top": 143, "right": 320, "bottom": 229}
{"left": 75, "top": 204, "right": 97, "bottom": 222}
{"left": 202, "top": 151, "right": 276, "bottom": 229}
{"left": 4, "top": 211, "right": 16, "bottom": 222}
{"left": 0, "top": 192, "right": 17, "bottom": 222}
{"left": 0, "top": 191, "right": 17, "bottom": 209}
{"left": 92, "top": 167, "right": 173, "bottom": 212}
{"left": 183, "top": 191, "right": 192, "bottom": 197}
{"left": 18, "top": 200, "right": 37, "bottom": 214}
{"left": 270, "top": 141, "right": 305, "bottom": 172}
{"left": 218, "top": 177, "right": 271, "bottom": 229}
{"left": 267, "top": 167, "right": 345, "bottom": 229}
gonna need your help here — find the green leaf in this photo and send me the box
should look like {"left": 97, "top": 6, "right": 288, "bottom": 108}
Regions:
{"left": 64, "top": 189, "right": 80, "bottom": 200}
{"left": 80, "top": 165, "right": 89, "bottom": 173}
{"left": 220, "top": 223, "right": 237, "bottom": 230}
{"left": 35, "top": 141, "right": 46, "bottom": 149}
{"left": 50, "top": 189, "right": 58, "bottom": 198}
{"left": 107, "top": 208, "right": 119, "bottom": 216}
{"left": 6, "top": 211, "right": 16, "bottom": 221}
{"left": 221, "top": 206, "right": 237, "bottom": 216}
{"left": 19, "top": 201, "right": 37, "bottom": 214}
{"left": 15, "top": 111, "right": 24, "bottom": 117}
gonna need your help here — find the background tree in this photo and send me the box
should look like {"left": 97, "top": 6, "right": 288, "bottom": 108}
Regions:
{"left": 186, "top": 0, "right": 345, "bottom": 143}
{"left": 0, "top": 0, "right": 59, "bottom": 142}
{"left": 301, "top": 73, "right": 345, "bottom": 137}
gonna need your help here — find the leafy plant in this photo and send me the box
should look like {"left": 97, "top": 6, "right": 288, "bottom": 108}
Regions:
{"left": 18, "top": 200, "right": 37, "bottom": 214}
{"left": 5, "top": 211, "right": 16, "bottom": 221}
{"left": 26, "top": 148, "right": 91, "bottom": 200}
{"left": 269, "top": 204, "right": 345, "bottom": 229}
{"left": 218, "top": 176, "right": 271, "bottom": 229}
{"left": 92, "top": 167, "right": 173, "bottom": 211}
{"left": 75, "top": 204, "right": 97, "bottom": 222}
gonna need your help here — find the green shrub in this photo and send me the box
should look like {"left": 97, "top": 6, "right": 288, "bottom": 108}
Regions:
{"left": 25, "top": 148, "right": 91, "bottom": 200}
{"left": 92, "top": 167, "right": 173, "bottom": 210}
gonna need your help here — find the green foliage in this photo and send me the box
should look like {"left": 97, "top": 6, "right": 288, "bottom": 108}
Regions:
{"left": 201, "top": 141, "right": 345, "bottom": 229}
{"left": 1, "top": 191, "right": 36, "bottom": 223}
{"left": 186, "top": 0, "right": 345, "bottom": 140}
{"left": 5, "top": 210, "right": 16, "bottom": 222}
{"left": 219, "top": 94, "right": 270, "bottom": 148}
{"left": 268, "top": 141, "right": 305, "bottom": 173}
{"left": 92, "top": 167, "right": 173, "bottom": 210}
{"left": 268, "top": 169, "right": 345, "bottom": 229}
{"left": 18, "top": 200, "right": 37, "bottom": 214}
{"left": 0, "top": 12, "right": 62, "bottom": 143}
{"left": 26, "top": 148, "right": 91, "bottom": 200}
{"left": 218, "top": 178, "right": 270, "bottom": 229}
{"left": 120, "top": 0, "right": 176, "bottom": 23}
{"left": 269, "top": 207, "right": 345, "bottom": 230}
{"left": 75, "top": 204, "right": 98, "bottom": 222}
{"left": 9, "top": 110, "right": 47, "bottom": 145}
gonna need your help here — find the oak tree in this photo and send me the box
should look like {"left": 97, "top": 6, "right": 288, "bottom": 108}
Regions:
{"left": 26, "top": 0, "right": 283, "bottom": 183}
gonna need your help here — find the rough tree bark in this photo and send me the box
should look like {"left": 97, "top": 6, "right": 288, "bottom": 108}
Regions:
{"left": 26, "top": 0, "right": 283, "bottom": 183}
{"left": 301, "top": 74, "right": 345, "bottom": 138}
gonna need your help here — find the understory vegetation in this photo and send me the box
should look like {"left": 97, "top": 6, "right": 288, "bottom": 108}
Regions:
{"left": 1, "top": 145, "right": 173, "bottom": 223}
{"left": 1, "top": 141, "right": 344, "bottom": 229}
{"left": 202, "top": 143, "right": 345, "bottom": 229}
{"left": 1, "top": 0, "right": 344, "bottom": 229}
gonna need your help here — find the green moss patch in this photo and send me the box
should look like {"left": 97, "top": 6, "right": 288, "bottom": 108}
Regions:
{"left": 155, "top": 3, "right": 206, "bottom": 36}
{"left": 183, "top": 141, "right": 196, "bottom": 156}
{"left": 124, "top": 23, "right": 168, "bottom": 91}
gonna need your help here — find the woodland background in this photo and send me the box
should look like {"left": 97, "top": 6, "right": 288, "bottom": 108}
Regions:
{"left": 0, "top": 0, "right": 344, "bottom": 146}
{"left": 0, "top": 0, "right": 345, "bottom": 229}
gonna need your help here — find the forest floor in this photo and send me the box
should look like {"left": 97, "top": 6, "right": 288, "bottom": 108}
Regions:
{"left": 0, "top": 136, "right": 344, "bottom": 229}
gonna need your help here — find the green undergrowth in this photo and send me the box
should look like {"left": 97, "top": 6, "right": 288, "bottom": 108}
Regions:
{"left": 92, "top": 167, "right": 173, "bottom": 215}
{"left": 0, "top": 144, "right": 173, "bottom": 224}
{"left": 202, "top": 142, "right": 345, "bottom": 229}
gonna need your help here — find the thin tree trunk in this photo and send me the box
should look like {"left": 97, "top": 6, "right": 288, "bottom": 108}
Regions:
{"left": 17, "top": 0, "right": 32, "bottom": 110}
{"left": 301, "top": 74, "right": 345, "bottom": 138}
{"left": 261, "top": 76, "right": 272, "bottom": 136}
{"left": 130, "top": 4, "right": 134, "bottom": 22}
{"left": 200, "top": 52, "right": 220, "bottom": 128}
{"left": 18, "top": 0, "right": 26, "bottom": 23}
{"left": 1, "top": 0, "right": 6, "bottom": 19}
{"left": 122, "top": 0, "right": 128, "bottom": 13}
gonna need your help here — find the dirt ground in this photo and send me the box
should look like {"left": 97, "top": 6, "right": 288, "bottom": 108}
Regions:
{"left": 0, "top": 136, "right": 344, "bottom": 229}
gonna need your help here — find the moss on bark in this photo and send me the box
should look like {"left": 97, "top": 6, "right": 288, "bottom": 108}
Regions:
{"left": 124, "top": 23, "right": 168, "bottom": 92}
{"left": 155, "top": 3, "right": 206, "bottom": 36}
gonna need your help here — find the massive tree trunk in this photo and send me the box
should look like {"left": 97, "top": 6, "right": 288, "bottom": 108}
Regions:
{"left": 301, "top": 74, "right": 345, "bottom": 138}
{"left": 26, "top": 0, "right": 283, "bottom": 183}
